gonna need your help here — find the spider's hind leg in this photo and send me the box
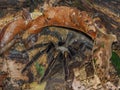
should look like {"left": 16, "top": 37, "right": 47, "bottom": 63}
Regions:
{"left": 40, "top": 27, "right": 63, "bottom": 42}
{"left": 79, "top": 41, "right": 93, "bottom": 51}
{"left": 65, "top": 32, "right": 75, "bottom": 46}
{"left": 71, "top": 39, "right": 93, "bottom": 52}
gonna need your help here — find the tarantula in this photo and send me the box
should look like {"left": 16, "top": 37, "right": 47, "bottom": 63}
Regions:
{"left": 16, "top": 27, "right": 93, "bottom": 83}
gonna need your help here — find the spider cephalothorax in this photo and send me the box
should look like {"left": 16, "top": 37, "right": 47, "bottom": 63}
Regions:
{"left": 20, "top": 27, "right": 93, "bottom": 82}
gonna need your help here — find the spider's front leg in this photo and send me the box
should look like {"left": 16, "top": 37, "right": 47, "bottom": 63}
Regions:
{"left": 21, "top": 42, "right": 50, "bottom": 53}
{"left": 40, "top": 50, "right": 62, "bottom": 83}
{"left": 21, "top": 42, "right": 54, "bottom": 73}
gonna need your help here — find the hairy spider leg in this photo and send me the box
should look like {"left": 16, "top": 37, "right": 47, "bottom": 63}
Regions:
{"left": 25, "top": 28, "right": 62, "bottom": 45}
{"left": 63, "top": 51, "right": 70, "bottom": 81}
{"left": 30, "top": 0, "right": 36, "bottom": 6}
{"left": 8, "top": 41, "right": 50, "bottom": 62}
{"left": 40, "top": 50, "right": 62, "bottom": 83}
{"left": 25, "top": 34, "right": 39, "bottom": 44}
{"left": 68, "top": 46, "right": 78, "bottom": 56}
{"left": 40, "top": 28, "right": 63, "bottom": 42}
{"left": 70, "top": 40, "right": 93, "bottom": 52}
{"left": 8, "top": 50, "right": 29, "bottom": 61}
{"left": 21, "top": 42, "right": 54, "bottom": 73}
{"left": 82, "top": 41, "right": 93, "bottom": 50}
{"left": 47, "top": 47, "right": 56, "bottom": 64}
{"left": 78, "top": 41, "right": 93, "bottom": 52}
{"left": 68, "top": 43, "right": 86, "bottom": 59}
{"left": 65, "top": 32, "right": 75, "bottom": 47}
{"left": 21, "top": 42, "right": 50, "bottom": 53}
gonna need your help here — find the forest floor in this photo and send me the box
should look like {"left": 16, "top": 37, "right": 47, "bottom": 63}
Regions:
{"left": 0, "top": 0, "right": 120, "bottom": 90}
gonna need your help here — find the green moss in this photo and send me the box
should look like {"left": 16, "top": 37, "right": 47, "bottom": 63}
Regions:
{"left": 35, "top": 62, "right": 45, "bottom": 76}
{"left": 110, "top": 51, "right": 120, "bottom": 77}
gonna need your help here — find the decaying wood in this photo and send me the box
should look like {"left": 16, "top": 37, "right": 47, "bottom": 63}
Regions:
{"left": 93, "top": 32, "right": 117, "bottom": 84}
